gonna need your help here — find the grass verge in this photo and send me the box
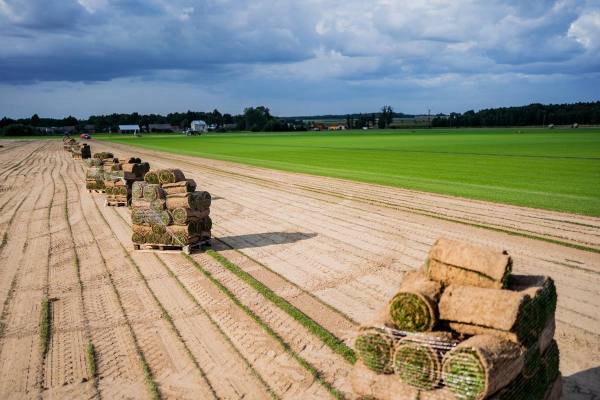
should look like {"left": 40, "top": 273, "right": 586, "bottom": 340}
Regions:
{"left": 40, "top": 297, "right": 50, "bottom": 357}
{"left": 206, "top": 249, "right": 357, "bottom": 364}
{"left": 183, "top": 253, "right": 346, "bottom": 400}
{"left": 86, "top": 341, "right": 97, "bottom": 378}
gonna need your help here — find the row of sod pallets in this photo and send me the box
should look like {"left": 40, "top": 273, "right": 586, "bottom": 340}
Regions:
{"left": 83, "top": 151, "right": 212, "bottom": 254}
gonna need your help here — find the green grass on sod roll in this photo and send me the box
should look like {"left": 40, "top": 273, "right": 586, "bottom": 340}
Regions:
{"left": 98, "top": 128, "right": 600, "bottom": 216}
{"left": 355, "top": 331, "right": 394, "bottom": 374}
{"left": 443, "top": 350, "right": 486, "bottom": 400}
{"left": 389, "top": 292, "right": 435, "bottom": 332}
{"left": 393, "top": 342, "right": 441, "bottom": 389}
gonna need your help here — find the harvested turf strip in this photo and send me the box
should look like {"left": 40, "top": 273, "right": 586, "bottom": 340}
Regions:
{"left": 158, "top": 168, "right": 185, "bottom": 184}
{"left": 144, "top": 169, "right": 160, "bottom": 184}
{"left": 426, "top": 237, "right": 512, "bottom": 289}
{"left": 355, "top": 328, "right": 395, "bottom": 374}
{"left": 442, "top": 335, "right": 524, "bottom": 400}
{"left": 392, "top": 332, "right": 454, "bottom": 390}
{"left": 388, "top": 270, "right": 441, "bottom": 332}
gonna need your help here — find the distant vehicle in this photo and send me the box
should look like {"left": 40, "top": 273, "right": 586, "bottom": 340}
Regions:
{"left": 362, "top": 127, "right": 369, "bottom": 130}
{"left": 80, "top": 133, "right": 91, "bottom": 139}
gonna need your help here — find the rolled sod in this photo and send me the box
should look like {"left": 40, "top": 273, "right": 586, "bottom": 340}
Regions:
{"left": 439, "top": 275, "right": 556, "bottom": 346}
{"left": 544, "top": 374, "right": 562, "bottom": 400}
{"left": 426, "top": 237, "right": 512, "bottom": 289}
{"left": 93, "top": 152, "right": 113, "bottom": 159}
{"left": 166, "top": 191, "right": 211, "bottom": 210}
{"left": 487, "top": 340, "right": 560, "bottom": 400}
{"left": 442, "top": 335, "right": 525, "bottom": 400}
{"left": 355, "top": 328, "right": 395, "bottom": 374}
{"left": 145, "top": 209, "right": 172, "bottom": 226}
{"left": 131, "top": 209, "right": 147, "bottom": 225}
{"left": 150, "top": 199, "right": 166, "bottom": 212}
{"left": 132, "top": 181, "right": 146, "bottom": 199}
{"left": 160, "top": 233, "right": 174, "bottom": 245}
{"left": 350, "top": 360, "right": 420, "bottom": 400}
{"left": 131, "top": 198, "right": 150, "bottom": 209}
{"left": 388, "top": 270, "right": 442, "bottom": 332}
{"left": 143, "top": 184, "right": 164, "bottom": 202}
{"left": 144, "top": 169, "right": 160, "bottom": 184}
{"left": 132, "top": 232, "right": 145, "bottom": 244}
{"left": 171, "top": 207, "right": 210, "bottom": 225}
{"left": 448, "top": 317, "right": 556, "bottom": 350}
{"left": 158, "top": 168, "right": 185, "bottom": 184}
{"left": 132, "top": 224, "right": 151, "bottom": 235}
{"left": 151, "top": 224, "right": 166, "bottom": 235}
{"left": 392, "top": 332, "right": 454, "bottom": 390}
{"left": 162, "top": 179, "right": 196, "bottom": 194}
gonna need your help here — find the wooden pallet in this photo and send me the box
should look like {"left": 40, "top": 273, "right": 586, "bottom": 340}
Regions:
{"left": 87, "top": 189, "right": 106, "bottom": 193}
{"left": 133, "top": 239, "right": 211, "bottom": 255}
{"left": 104, "top": 199, "right": 128, "bottom": 207}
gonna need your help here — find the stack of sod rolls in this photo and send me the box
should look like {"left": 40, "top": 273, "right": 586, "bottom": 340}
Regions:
{"left": 105, "top": 157, "right": 149, "bottom": 206}
{"left": 93, "top": 151, "right": 114, "bottom": 160}
{"left": 75, "top": 143, "right": 91, "bottom": 159}
{"left": 104, "top": 179, "right": 129, "bottom": 204}
{"left": 130, "top": 168, "right": 211, "bottom": 247}
{"left": 85, "top": 165, "right": 105, "bottom": 191}
{"left": 352, "top": 238, "right": 560, "bottom": 400}
{"left": 63, "top": 136, "right": 76, "bottom": 150}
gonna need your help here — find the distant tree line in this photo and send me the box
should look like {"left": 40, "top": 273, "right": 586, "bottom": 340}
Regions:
{"left": 0, "top": 106, "right": 308, "bottom": 135}
{"left": 2, "top": 101, "right": 600, "bottom": 136}
{"left": 432, "top": 102, "right": 600, "bottom": 127}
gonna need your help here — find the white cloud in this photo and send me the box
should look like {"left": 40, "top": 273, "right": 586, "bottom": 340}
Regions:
{"left": 568, "top": 10, "right": 600, "bottom": 48}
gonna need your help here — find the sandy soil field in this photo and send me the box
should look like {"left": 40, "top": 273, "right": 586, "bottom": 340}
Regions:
{"left": 0, "top": 139, "right": 598, "bottom": 399}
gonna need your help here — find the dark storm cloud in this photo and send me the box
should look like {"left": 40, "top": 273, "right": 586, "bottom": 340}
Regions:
{"left": 0, "top": 0, "right": 598, "bottom": 116}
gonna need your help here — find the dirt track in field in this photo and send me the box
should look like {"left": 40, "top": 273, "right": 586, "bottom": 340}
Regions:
{"left": 0, "top": 139, "right": 598, "bottom": 399}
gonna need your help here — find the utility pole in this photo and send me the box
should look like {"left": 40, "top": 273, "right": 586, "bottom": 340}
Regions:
{"left": 428, "top": 109, "right": 431, "bottom": 128}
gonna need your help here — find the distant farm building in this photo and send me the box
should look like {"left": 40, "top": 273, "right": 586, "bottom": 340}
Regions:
{"left": 148, "top": 123, "right": 176, "bottom": 132}
{"left": 328, "top": 124, "right": 346, "bottom": 131}
{"left": 191, "top": 120, "right": 208, "bottom": 133}
{"left": 119, "top": 124, "right": 140, "bottom": 134}
{"left": 82, "top": 124, "right": 95, "bottom": 133}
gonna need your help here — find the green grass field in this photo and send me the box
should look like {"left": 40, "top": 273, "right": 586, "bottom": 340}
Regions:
{"left": 97, "top": 128, "right": 600, "bottom": 216}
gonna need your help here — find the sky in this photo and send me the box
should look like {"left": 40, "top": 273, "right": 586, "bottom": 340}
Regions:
{"left": 0, "top": 0, "right": 599, "bottom": 118}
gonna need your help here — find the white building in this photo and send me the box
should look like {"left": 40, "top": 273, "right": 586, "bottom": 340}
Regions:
{"left": 191, "top": 120, "right": 207, "bottom": 132}
{"left": 118, "top": 124, "right": 140, "bottom": 134}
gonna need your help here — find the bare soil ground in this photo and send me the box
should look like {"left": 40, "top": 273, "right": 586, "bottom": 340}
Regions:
{"left": 0, "top": 140, "right": 598, "bottom": 399}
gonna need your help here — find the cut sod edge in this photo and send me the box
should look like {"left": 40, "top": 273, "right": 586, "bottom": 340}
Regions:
{"left": 213, "top": 237, "right": 359, "bottom": 325}
{"left": 206, "top": 248, "right": 357, "bottom": 364}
